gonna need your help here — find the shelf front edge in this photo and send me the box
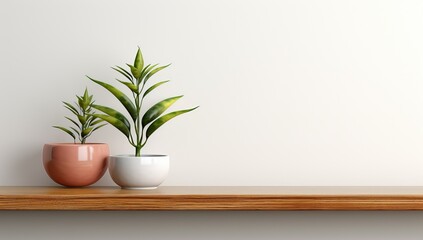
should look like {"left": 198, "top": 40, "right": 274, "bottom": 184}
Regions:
{"left": 2, "top": 187, "right": 423, "bottom": 210}
{"left": 2, "top": 195, "right": 423, "bottom": 210}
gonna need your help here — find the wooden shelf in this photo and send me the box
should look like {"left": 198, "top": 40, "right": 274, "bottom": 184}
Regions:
{"left": 2, "top": 186, "right": 423, "bottom": 210}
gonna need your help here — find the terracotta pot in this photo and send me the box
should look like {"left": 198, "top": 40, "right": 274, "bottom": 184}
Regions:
{"left": 43, "top": 143, "right": 109, "bottom": 187}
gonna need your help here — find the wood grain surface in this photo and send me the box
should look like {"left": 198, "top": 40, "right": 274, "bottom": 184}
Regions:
{"left": 1, "top": 186, "right": 423, "bottom": 210}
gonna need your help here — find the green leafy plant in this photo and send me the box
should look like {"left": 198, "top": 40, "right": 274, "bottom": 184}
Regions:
{"left": 53, "top": 89, "right": 107, "bottom": 144}
{"left": 87, "top": 47, "right": 198, "bottom": 156}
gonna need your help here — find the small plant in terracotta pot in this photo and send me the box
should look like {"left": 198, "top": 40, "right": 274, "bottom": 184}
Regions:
{"left": 43, "top": 89, "right": 109, "bottom": 187}
{"left": 87, "top": 47, "right": 198, "bottom": 189}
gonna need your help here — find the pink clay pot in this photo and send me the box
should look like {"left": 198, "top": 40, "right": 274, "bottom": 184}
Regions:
{"left": 43, "top": 143, "right": 109, "bottom": 187}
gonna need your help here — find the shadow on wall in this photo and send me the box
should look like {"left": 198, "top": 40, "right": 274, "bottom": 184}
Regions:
{"left": 1, "top": 211, "right": 423, "bottom": 240}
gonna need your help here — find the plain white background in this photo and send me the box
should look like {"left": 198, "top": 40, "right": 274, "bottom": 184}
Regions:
{"left": 1, "top": 0, "right": 423, "bottom": 239}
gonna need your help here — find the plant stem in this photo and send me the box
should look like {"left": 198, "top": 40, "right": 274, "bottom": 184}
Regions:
{"left": 81, "top": 104, "right": 86, "bottom": 144}
{"left": 138, "top": 81, "right": 146, "bottom": 148}
{"left": 134, "top": 92, "right": 141, "bottom": 156}
{"left": 133, "top": 80, "right": 146, "bottom": 157}
{"left": 135, "top": 145, "right": 141, "bottom": 156}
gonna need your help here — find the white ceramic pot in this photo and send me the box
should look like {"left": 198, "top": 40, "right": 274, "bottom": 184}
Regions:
{"left": 108, "top": 154, "right": 169, "bottom": 189}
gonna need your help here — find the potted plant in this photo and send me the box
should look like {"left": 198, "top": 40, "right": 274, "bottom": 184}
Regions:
{"left": 43, "top": 89, "right": 109, "bottom": 187}
{"left": 87, "top": 47, "right": 198, "bottom": 189}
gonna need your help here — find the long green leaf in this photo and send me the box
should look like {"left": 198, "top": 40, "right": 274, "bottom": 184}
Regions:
{"left": 127, "top": 64, "right": 142, "bottom": 79}
{"left": 53, "top": 126, "right": 75, "bottom": 140}
{"left": 87, "top": 76, "right": 138, "bottom": 121}
{"left": 92, "top": 123, "right": 107, "bottom": 132}
{"left": 83, "top": 90, "right": 93, "bottom": 108}
{"left": 116, "top": 79, "right": 138, "bottom": 92}
{"left": 86, "top": 115, "right": 96, "bottom": 126}
{"left": 90, "top": 119, "right": 104, "bottom": 126}
{"left": 81, "top": 128, "right": 93, "bottom": 137}
{"left": 142, "top": 96, "right": 183, "bottom": 127}
{"left": 140, "top": 63, "right": 157, "bottom": 81}
{"left": 77, "top": 95, "right": 88, "bottom": 111}
{"left": 134, "top": 47, "right": 144, "bottom": 70}
{"left": 64, "top": 106, "right": 78, "bottom": 116}
{"left": 63, "top": 101, "right": 78, "bottom": 115}
{"left": 92, "top": 104, "right": 131, "bottom": 128}
{"left": 112, "top": 66, "right": 133, "bottom": 83}
{"left": 92, "top": 114, "right": 130, "bottom": 137}
{"left": 146, "top": 107, "right": 198, "bottom": 139}
{"left": 65, "top": 117, "right": 81, "bottom": 130}
{"left": 143, "top": 80, "right": 169, "bottom": 98}
{"left": 77, "top": 115, "right": 87, "bottom": 125}
{"left": 145, "top": 64, "right": 171, "bottom": 82}
{"left": 116, "top": 66, "right": 133, "bottom": 79}
{"left": 70, "top": 127, "right": 80, "bottom": 136}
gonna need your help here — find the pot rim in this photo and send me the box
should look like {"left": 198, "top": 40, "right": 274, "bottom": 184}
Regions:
{"left": 44, "top": 143, "right": 108, "bottom": 146}
{"left": 110, "top": 154, "right": 169, "bottom": 158}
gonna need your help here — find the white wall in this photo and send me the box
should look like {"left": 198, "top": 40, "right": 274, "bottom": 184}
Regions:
{"left": 2, "top": 0, "right": 423, "bottom": 187}
{"left": 1, "top": 0, "right": 423, "bottom": 239}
